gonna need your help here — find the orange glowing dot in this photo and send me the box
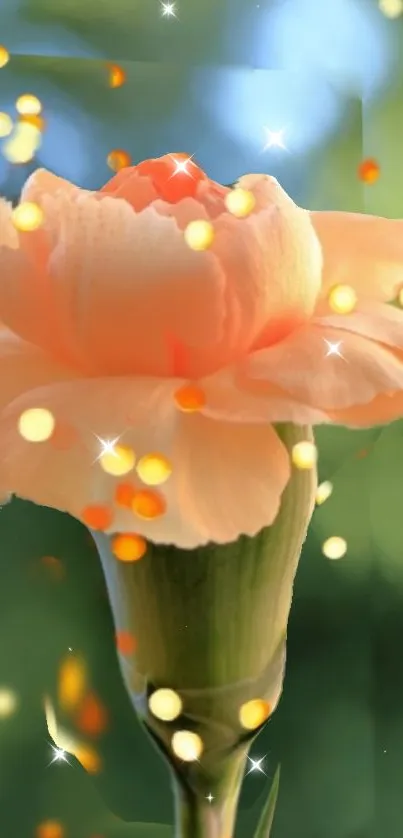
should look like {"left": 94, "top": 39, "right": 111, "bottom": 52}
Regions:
{"left": 358, "top": 158, "right": 380, "bottom": 184}
{"left": 58, "top": 654, "right": 87, "bottom": 712}
{"left": 115, "top": 482, "right": 136, "bottom": 508}
{"left": 36, "top": 821, "right": 64, "bottom": 838}
{"left": 173, "top": 383, "right": 206, "bottom": 412}
{"left": 75, "top": 692, "right": 108, "bottom": 737}
{"left": 107, "top": 148, "right": 131, "bottom": 172}
{"left": 81, "top": 504, "right": 113, "bottom": 531}
{"left": 116, "top": 630, "right": 137, "bottom": 655}
{"left": 111, "top": 533, "right": 147, "bottom": 562}
{"left": 131, "top": 489, "right": 166, "bottom": 520}
{"left": 239, "top": 699, "right": 272, "bottom": 730}
{"left": 73, "top": 743, "right": 102, "bottom": 774}
{"left": 107, "top": 63, "right": 127, "bottom": 88}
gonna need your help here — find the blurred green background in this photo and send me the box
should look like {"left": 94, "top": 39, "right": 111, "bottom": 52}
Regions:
{"left": 1, "top": 0, "right": 403, "bottom": 836}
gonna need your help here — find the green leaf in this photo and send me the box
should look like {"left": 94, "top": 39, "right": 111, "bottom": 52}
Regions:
{"left": 253, "top": 765, "right": 280, "bottom": 838}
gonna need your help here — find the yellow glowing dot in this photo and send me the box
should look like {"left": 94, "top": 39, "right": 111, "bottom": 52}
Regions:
{"left": 149, "top": 688, "right": 183, "bottom": 721}
{"left": 0, "top": 46, "right": 10, "bottom": 68}
{"left": 328, "top": 284, "right": 357, "bottom": 315}
{"left": 18, "top": 408, "right": 55, "bottom": 442}
{"left": 291, "top": 441, "right": 317, "bottom": 470}
{"left": 0, "top": 688, "right": 18, "bottom": 718}
{"left": 239, "top": 699, "right": 271, "bottom": 730}
{"left": 111, "top": 533, "right": 147, "bottom": 562}
{"left": 107, "top": 63, "right": 127, "bottom": 88}
{"left": 171, "top": 730, "right": 203, "bottom": 762}
{"left": 16, "top": 93, "right": 42, "bottom": 116}
{"left": 224, "top": 188, "right": 256, "bottom": 218}
{"left": 99, "top": 444, "right": 136, "bottom": 476}
{"left": 322, "top": 536, "right": 347, "bottom": 560}
{"left": 379, "top": 0, "right": 403, "bottom": 18}
{"left": 107, "top": 148, "right": 131, "bottom": 172}
{"left": 2, "top": 121, "right": 42, "bottom": 163}
{"left": 136, "top": 453, "right": 172, "bottom": 486}
{"left": 173, "top": 383, "right": 206, "bottom": 412}
{"left": 184, "top": 219, "right": 215, "bottom": 251}
{"left": 58, "top": 655, "right": 87, "bottom": 712}
{"left": 12, "top": 202, "right": 44, "bottom": 232}
{"left": 0, "top": 112, "right": 13, "bottom": 138}
{"left": 315, "top": 480, "right": 333, "bottom": 506}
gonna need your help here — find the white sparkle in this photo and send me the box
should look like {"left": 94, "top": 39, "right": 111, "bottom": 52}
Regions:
{"left": 161, "top": 1, "right": 177, "bottom": 17}
{"left": 206, "top": 793, "right": 214, "bottom": 803}
{"left": 169, "top": 154, "right": 197, "bottom": 179}
{"left": 93, "top": 434, "right": 122, "bottom": 464}
{"left": 48, "top": 745, "right": 69, "bottom": 766}
{"left": 246, "top": 755, "right": 267, "bottom": 776}
{"left": 324, "top": 339, "right": 345, "bottom": 359}
{"left": 262, "top": 128, "right": 287, "bottom": 151}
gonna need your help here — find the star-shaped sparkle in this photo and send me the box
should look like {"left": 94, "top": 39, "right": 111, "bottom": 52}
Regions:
{"left": 48, "top": 745, "right": 69, "bottom": 766}
{"left": 324, "top": 339, "right": 345, "bottom": 359}
{"left": 246, "top": 755, "right": 267, "bottom": 776}
{"left": 262, "top": 128, "right": 287, "bottom": 151}
{"left": 161, "top": 2, "right": 177, "bottom": 17}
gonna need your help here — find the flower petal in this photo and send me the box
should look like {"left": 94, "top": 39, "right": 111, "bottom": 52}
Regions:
{"left": 239, "top": 322, "right": 403, "bottom": 418}
{"left": 0, "top": 376, "right": 290, "bottom": 548}
{"left": 21, "top": 168, "right": 83, "bottom": 203}
{"left": 311, "top": 211, "right": 403, "bottom": 304}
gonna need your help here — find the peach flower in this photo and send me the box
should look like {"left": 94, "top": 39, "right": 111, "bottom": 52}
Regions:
{"left": 0, "top": 153, "right": 403, "bottom": 548}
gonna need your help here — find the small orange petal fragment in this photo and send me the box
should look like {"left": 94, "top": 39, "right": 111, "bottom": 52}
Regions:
{"left": 111, "top": 533, "right": 147, "bottom": 562}
{"left": 116, "top": 630, "right": 136, "bottom": 655}
{"left": 131, "top": 489, "right": 166, "bottom": 520}
{"left": 115, "top": 482, "right": 137, "bottom": 508}
{"left": 174, "top": 383, "right": 206, "bottom": 412}
{"left": 81, "top": 504, "right": 113, "bottom": 531}
{"left": 107, "top": 148, "right": 131, "bottom": 172}
{"left": 357, "top": 158, "right": 380, "bottom": 184}
{"left": 75, "top": 692, "right": 108, "bottom": 737}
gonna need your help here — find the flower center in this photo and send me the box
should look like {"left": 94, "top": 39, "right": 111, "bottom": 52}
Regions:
{"left": 135, "top": 153, "right": 207, "bottom": 203}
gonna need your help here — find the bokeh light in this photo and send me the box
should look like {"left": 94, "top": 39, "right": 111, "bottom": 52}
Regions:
{"left": 111, "top": 533, "right": 147, "bottom": 562}
{"left": 17, "top": 408, "right": 55, "bottom": 442}
{"left": 99, "top": 444, "right": 136, "bottom": 476}
{"left": 239, "top": 699, "right": 271, "bottom": 730}
{"left": 0, "top": 113, "right": 13, "bottom": 138}
{"left": 315, "top": 481, "right": 334, "bottom": 505}
{"left": 12, "top": 202, "right": 44, "bottom": 232}
{"left": 322, "top": 536, "right": 348, "bottom": 560}
{"left": 0, "top": 46, "right": 10, "bottom": 68}
{"left": 136, "top": 453, "right": 172, "bottom": 486}
{"left": 171, "top": 730, "right": 203, "bottom": 761}
{"left": 328, "top": 284, "right": 357, "bottom": 314}
{"left": 149, "top": 688, "right": 183, "bottom": 722}
{"left": 15, "top": 94, "right": 42, "bottom": 116}
{"left": 291, "top": 441, "right": 318, "bottom": 470}
{"left": 107, "top": 149, "right": 131, "bottom": 172}
{"left": 58, "top": 654, "right": 87, "bottom": 712}
{"left": 184, "top": 220, "right": 215, "bottom": 251}
{"left": 0, "top": 687, "right": 19, "bottom": 718}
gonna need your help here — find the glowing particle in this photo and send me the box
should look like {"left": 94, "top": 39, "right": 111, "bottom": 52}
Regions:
{"left": 81, "top": 504, "right": 113, "bottom": 531}
{"left": 173, "top": 383, "right": 206, "bottom": 412}
{"left": 149, "top": 688, "right": 183, "bottom": 722}
{"left": 0, "top": 112, "right": 13, "bottom": 137}
{"left": 19, "top": 113, "right": 46, "bottom": 132}
{"left": 136, "top": 453, "right": 172, "bottom": 486}
{"left": 16, "top": 94, "right": 42, "bottom": 116}
{"left": 239, "top": 699, "right": 271, "bottom": 731}
{"left": 115, "top": 482, "right": 136, "bottom": 508}
{"left": 379, "top": 0, "right": 403, "bottom": 18}
{"left": 0, "top": 46, "right": 10, "bottom": 68}
{"left": 291, "top": 441, "right": 317, "bottom": 470}
{"left": 2, "top": 121, "right": 42, "bottom": 163}
{"left": 107, "top": 63, "right": 127, "bottom": 88}
{"left": 315, "top": 480, "right": 333, "bottom": 506}
{"left": 322, "top": 536, "right": 347, "bottom": 560}
{"left": 58, "top": 654, "right": 87, "bottom": 712}
{"left": 132, "top": 489, "right": 166, "bottom": 519}
{"left": 75, "top": 692, "right": 108, "bottom": 737}
{"left": 36, "top": 821, "right": 64, "bottom": 838}
{"left": 73, "top": 743, "right": 102, "bottom": 774}
{"left": 171, "top": 730, "right": 203, "bottom": 762}
{"left": 184, "top": 219, "right": 215, "bottom": 251}
{"left": 161, "top": 1, "right": 177, "bottom": 16}
{"left": 99, "top": 443, "right": 136, "bottom": 476}
{"left": 111, "top": 533, "right": 147, "bottom": 562}
{"left": 0, "top": 688, "right": 18, "bottom": 718}
{"left": 224, "top": 188, "right": 256, "bottom": 218}
{"left": 328, "top": 284, "right": 357, "bottom": 314}
{"left": 358, "top": 158, "right": 380, "bottom": 184}
{"left": 107, "top": 148, "right": 131, "bottom": 172}
{"left": 18, "top": 408, "right": 55, "bottom": 442}
{"left": 12, "top": 201, "right": 44, "bottom": 232}
{"left": 116, "top": 630, "right": 136, "bottom": 655}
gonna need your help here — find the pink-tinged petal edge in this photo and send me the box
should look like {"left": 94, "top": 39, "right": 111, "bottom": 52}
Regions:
{"left": 0, "top": 376, "right": 291, "bottom": 548}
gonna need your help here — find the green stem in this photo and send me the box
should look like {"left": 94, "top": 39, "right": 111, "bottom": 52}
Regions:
{"left": 172, "top": 751, "right": 246, "bottom": 838}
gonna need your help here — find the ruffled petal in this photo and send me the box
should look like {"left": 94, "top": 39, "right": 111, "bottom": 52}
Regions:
{"left": 237, "top": 321, "right": 403, "bottom": 418}
{"left": 311, "top": 211, "right": 403, "bottom": 304}
{"left": 21, "top": 168, "right": 83, "bottom": 203}
{"left": 0, "top": 376, "right": 290, "bottom": 548}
